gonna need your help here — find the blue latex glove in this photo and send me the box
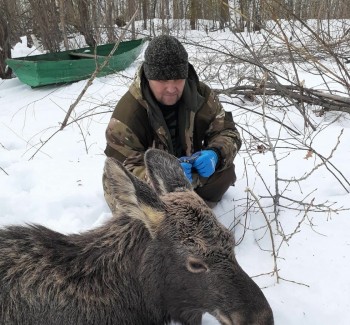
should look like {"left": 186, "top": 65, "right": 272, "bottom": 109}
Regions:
{"left": 192, "top": 150, "right": 218, "bottom": 178}
{"left": 180, "top": 161, "right": 193, "bottom": 182}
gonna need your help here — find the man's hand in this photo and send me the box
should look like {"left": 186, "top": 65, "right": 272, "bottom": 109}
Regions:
{"left": 179, "top": 161, "right": 193, "bottom": 182}
{"left": 192, "top": 150, "right": 218, "bottom": 178}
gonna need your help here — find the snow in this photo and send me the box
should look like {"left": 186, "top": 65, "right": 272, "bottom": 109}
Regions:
{"left": 1, "top": 30, "right": 350, "bottom": 325}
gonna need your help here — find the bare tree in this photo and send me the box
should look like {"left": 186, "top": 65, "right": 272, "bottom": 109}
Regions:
{"left": 128, "top": 0, "right": 137, "bottom": 39}
{"left": 77, "top": 0, "right": 95, "bottom": 46}
{"left": 190, "top": 0, "right": 199, "bottom": 30}
{"left": 59, "top": 0, "right": 69, "bottom": 50}
{"left": 219, "top": 0, "right": 230, "bottom": 29}
{"left": 0, "top": 9, "right": 12, "bottom": 79}
{"left": 106, "top": 0, "right": 115, "bottom": 42}
{"left": 27, "top": 0, "right": 62, "bottom": 52}
{"left": 141, "top": 0, "right": 149, "bottom": 30}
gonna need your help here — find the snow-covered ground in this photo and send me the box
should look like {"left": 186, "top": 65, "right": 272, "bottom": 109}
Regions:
{"left": 1, "top": 31, "right": 350, "bottom": 324}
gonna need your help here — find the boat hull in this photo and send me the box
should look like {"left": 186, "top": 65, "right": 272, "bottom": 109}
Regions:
{"left": 6, "top": 39, "right": 145, "bottom": 87}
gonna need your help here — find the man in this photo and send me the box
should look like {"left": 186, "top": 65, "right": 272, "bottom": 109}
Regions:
{"left": 104, "top": 35, "right": 241, "bottom": 207}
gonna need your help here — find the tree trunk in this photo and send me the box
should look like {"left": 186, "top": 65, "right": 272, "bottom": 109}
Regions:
{"left": 238, "top": 0, "right": 250, "bottom": 32}
{"left": 252, "top": 0, "right": 262, "bottom": 31}
{"left": 190, "top": 0, "right": 198, "bottom": 30}
{"left": 106, "top": 0, "right": 114, "bottom": 42}
{"left": 77, "top": 0, "right": 95, "bottom": 46}
{"left": 59, "top": 0, "right": 69, "bottom": 50}
{"left": 28, "top": 0, "right": 62, "bottom": 52}
{"left": 141, "top": 0, "right": 148, "bottom": 30}
{"left": 128, "top": 0, "right": 136, "bottom": 39}
{"left": 0, "top": 13, "right": 12, "bottom": 79}
{"left": 219, "top": 0, "right": 229, "bottom": 29}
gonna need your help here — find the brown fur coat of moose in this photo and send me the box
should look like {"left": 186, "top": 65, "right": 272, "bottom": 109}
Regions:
{"left": 0, "top": 149, "right": 273, "bottom": 325}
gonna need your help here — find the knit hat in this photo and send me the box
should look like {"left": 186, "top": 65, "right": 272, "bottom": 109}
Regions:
{"left": 143, "top": 35, "right": 189, "bottom": 80}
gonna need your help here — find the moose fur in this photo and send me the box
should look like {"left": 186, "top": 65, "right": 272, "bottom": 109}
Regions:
{"left": 0, "top": 149, "right": 273, "bottom": 325}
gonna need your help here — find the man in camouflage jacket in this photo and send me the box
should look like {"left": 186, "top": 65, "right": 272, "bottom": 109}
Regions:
{"left": 105, "top": 35, "right": 241, "bottom": 206}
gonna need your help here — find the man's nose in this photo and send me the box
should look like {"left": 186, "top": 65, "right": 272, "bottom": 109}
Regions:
{"left": 165, "top": 81, "right": 177, "bottom": 92}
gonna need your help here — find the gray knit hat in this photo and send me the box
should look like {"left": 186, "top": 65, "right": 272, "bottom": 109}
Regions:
{"left": 143, "top": 35, "right": 189, "bottom": 80}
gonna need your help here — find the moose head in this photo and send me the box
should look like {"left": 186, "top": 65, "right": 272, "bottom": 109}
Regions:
{"left": 103, "top": 148, "right": 274, "bottom": 325}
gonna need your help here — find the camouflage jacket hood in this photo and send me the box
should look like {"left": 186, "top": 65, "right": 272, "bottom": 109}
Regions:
{"left": 128, "top": 63, "right": 206, "bottom": 156}
{"left": 105, "top": 63, "right": 241, "bottom": 180}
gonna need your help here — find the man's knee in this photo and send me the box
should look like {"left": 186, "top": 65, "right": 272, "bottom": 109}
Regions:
{"left": 195, "top": 164, "right": 236, "bottom": 202}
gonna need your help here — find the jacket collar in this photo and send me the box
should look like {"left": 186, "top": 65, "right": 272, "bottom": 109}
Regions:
{"left": 128, "top": 63, "right": 205, "bottom": 156}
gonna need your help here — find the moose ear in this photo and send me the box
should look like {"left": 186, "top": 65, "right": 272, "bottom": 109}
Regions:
{"left": 103, "top": 157, "right": 165, "bottom": 235}
{"left": 144, "top": 149, "right": 192, "bottom": 195}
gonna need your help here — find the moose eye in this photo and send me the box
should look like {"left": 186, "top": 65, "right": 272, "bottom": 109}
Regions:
{"left": 186, "top": 257, "right": 208, "bottom": 274}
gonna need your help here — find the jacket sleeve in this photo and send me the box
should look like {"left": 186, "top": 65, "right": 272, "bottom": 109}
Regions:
{"left": 204, "top": 90, "right": 242, "bottom": 171}
{"left": 104, "top": 92, "right": 152, "bottom": 181}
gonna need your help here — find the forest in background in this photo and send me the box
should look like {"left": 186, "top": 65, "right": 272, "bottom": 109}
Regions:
{"left": 1, "top": 0, "right": 350, "bottom": 73}
{"left": 1, "top": 0, "right": 350, "bottom": 122}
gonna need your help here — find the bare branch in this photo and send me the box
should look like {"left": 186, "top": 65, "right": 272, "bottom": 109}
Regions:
{"left": 218, "top": 80, "right": 350, "bottom": 114}
{"left": 60, "top": 8, "right": 139, "bottom": 130}
{"left": 245, "top": 187, "right": 280, "bottom": 283}
{"left": 0, "top": 166, "right": 9, "bottom": 176}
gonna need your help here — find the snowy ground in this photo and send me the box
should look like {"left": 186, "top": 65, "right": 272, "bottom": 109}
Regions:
{"left": 1, "top": 32, "right": 350, "bottom": 324}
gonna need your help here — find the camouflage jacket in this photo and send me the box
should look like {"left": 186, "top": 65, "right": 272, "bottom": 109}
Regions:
{"left": 105, "top": 63, "right": 242, "bottom": 181}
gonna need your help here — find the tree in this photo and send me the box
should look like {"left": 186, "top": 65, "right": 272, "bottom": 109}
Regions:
{"left": 190, "top": 0, "right": 199, "bottom": 30}
{"left": 219, "top": 0, "right": 230, "bottom": 29}
{"left": 77, "top": 0, "right": 95, "bottom": 46}
{"left": 0, "top": 12, "right": 12, "bottom": 79}
{"left": 106, "top": 0, "right": 115, "bottom": 43}
{"left": 59, "top": 0, "right": 69, "bottom": 50}
{"left": 27, "top": 0, "right": 62, "bottom": 52}
{"left": 141, "top": 0, "right": 149, "bottom": 30}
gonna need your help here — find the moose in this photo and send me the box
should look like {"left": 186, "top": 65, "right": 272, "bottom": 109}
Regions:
{"left": 0, "top": 149, "right": 274, "bottom": 325}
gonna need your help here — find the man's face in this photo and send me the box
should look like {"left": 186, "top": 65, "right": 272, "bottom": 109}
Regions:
{"left": 148, "top": 79, "right": 186, "bottom": 105}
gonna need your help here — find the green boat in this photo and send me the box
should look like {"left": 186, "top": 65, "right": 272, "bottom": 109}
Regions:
{"left": 6, "top": 38, "right": 145, "bottom": 87}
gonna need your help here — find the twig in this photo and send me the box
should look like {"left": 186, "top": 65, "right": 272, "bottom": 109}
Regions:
{"left": 1, "top": 166, "right": 9, "bottom": 176}
{"left": 284, "top": 198, "right": 315, "bottom": 242}
{"left": 28, "top": 128, "right": 61, "bottom": 160}
{"left": 76, "top": 122, "right": 89, "bottom": 154}
{"left": 279, "top": 129, "right": 349, "bottom": 193}
{"left": 27, "top": 108, "right": 114, "bottom": 160}
{"left": 220, "top": 100, "right": 301, "bottom": 136}
{"left": 279, "top": 276, "right": 310, "bottom": 288}
{"left": 245, "top": 187, "right": 280, "bottom": 283}
{"left": 261, "top": 73, "right": 281, "bottom": 215}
